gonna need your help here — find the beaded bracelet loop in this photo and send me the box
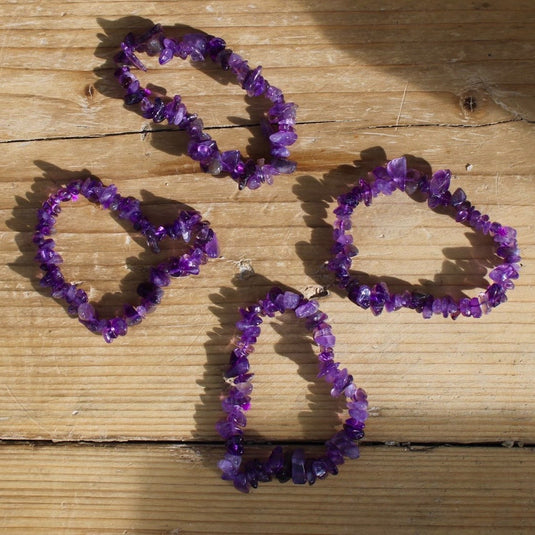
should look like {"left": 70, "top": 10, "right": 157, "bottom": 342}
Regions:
{"left": 114, "top": 24, "right": 298, "bottom": 190}
{"left": 34, "top": 177, "right": 219, "bottom": 343}
{"left": 327, "top": 156, "right": 521, "bottom": 319}
{"left": 216, "top": 286, "right": 368, "bottom": 493}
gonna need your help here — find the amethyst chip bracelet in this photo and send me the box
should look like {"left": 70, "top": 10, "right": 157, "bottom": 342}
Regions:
{"left": 114, "top": 24, "right": 298, "bottom": 190}
{"left": 216, "top": 287, "right": 367, "bottom": 493}
{"left": 327, "top": 156, "right": 521, "bottom": 319}
{"left": 34, "top": 176, "right": 219, "bottom": 343}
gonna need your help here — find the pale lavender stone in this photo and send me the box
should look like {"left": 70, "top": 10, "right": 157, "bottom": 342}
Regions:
{"left": 314, "top": 327, "right": 336, "bottom": 348}
{"left": 77, "top": 302, "right": 96, "bottom": 322}
{"left": 429, "top": 169, "right": 451, "bottom": 196}
{"left": 269, "top": 130, "right": 297, "bottom": 146}
{"left": 279, "top": 291, "right": 301, "bottom": 310}
{"left": 295, "top": 300, "right": 320, "bottom": 318}
{"left": 386, "top": 156, "right": 407, "bottom": 189}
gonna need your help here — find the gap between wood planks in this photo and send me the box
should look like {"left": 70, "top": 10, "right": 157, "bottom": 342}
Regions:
{"left": 0, "top": 438, "right": 532, "bottom": 450}
{"left": 0, "top": 117, "right": 530, "bottom": 145}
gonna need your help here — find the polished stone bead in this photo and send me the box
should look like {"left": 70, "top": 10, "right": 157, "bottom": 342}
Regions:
{"left": 265, "top": 446, "right": 284, "bottom": 474}
{"left": 109, "top": 317, "right": 128, "bottom": 336}
{"left": 328, "top": 430, "right": 360, "bottom": 459}
{"left": 312, "top": 459, "right": 328, "bottom": 479}
{"left": 242, "top": 65, "right": 266, "bottom": 97}
{"left": 77, "top": 302, "right": 96, "bottom": 322}
{"left": 187, "top": 139, "right": 218, "bottom": 161}
{"left": 232, "top": 472, "right": 250, "bottom": 493}
{"left": 459, "top": 297, "right": 472, "bottom": 316}
{"left": 429, "top": 169, "right": 451, "bottom": 196}
{"left": 35, "top": 247, "right": 62, "bottom": 265}
{"left": 291, "top": 449, "right": 307, "bottom": 484}
{"left": 176, "top": 255, "right": 200, "bottom": 275}
{"left": 269, "top": 130, "right": 297, "bottom": 146}
{"left": 228, "top": 54, "right": 250, "bottom": 82}
{"left": 265, "top": 84, "right": 283, "bottom": 102}
{"left": 215, "top": 421, "right": 242, "bottom": 441}
{"left": 123, "top": 304, "right": 143, "bottom": 326}
{"left": 206, "top": 36, "right": 226, "bottom": 60}
{"left": 277, "top": 291, "right": 301, "bottom": 310}
{"left": 165, "top": 96, "right": 186, "bottom": 126}
{"left": 217, "top": 452, "right": 241, "bottom": 478}
{"left": 225, "top": 357, "right": 250, "bottom": 379}
{"left": 269, "top": 101, "right": 297, "bottom": 124}
{"left": 348, "top": 400, "right": 369, "bottom": 422}
{"left": 493, "top": 225, "right": 517, "bottom": 245}
{"left": 370, "top": 282, "right": 390, "bottom": 316}
{"left": 305, "top": 459, "right": 316, "bottom": 485}
{"left": 221, "top": 388, "right": 251, "bottom": 412}
{"left": 331, "top": 368, "right": 352, "bottom": 397}
{"left": 318, "top": 360, "right": 340, "bottom": 382}
{"left": 270, "top": 145, "right": 290, "bottom": 158}
{"left": 347, "top": 283, "right": 371, "bottom": 309}
{"left": 219, "top": 150, "right": 241, "bottom": 173}
{"left": 275, "top": 453, "right": 292, "bottom": 483}
{"left": 385, "top": 292, "right": 404, "bottom": 312}
{"left": 158, "top": 46, "right": 173, "bottom": 64}
{"left": 226, "top": 435, "right": 244, "bottom": 455}
{"left": 386, "top": 156, "right": 407, "bottom": 190}
{"left": 182, "top": 33, "right": 209, "bottom": 61}
{"left": 490, "top": 263, "right": 520, "bottom": 282}
{"left": 295, "top": 300, "right": 320, "bottom": 318}
{"left": 314, "top": 327, "right": 336, "bottom": 348}
{"left": 496, "top": 245, "right": 521, "bottom": 263}
{"left": 151, "top": 97, "right": 166, "bottom": 123}
{"left": 124, "top": 88, "right": 146, "bottom": 105}
{"left": 486, "top": 283, "right": 507, "bottom": 307}
{"left": 318, "top": 349, "right": 335, "bottom": 363}
{"left": 137, "top": 282, "right": 163, "bottom": 304}
{"left": 325, "top": 445, "right": 344, "bottom": 467}
{"left": 469, "top": 297, "right": 482, "bottom": 318}
{"left": 149, "top": 266, "right": 170, "bottom": 288}
{"left": 372, "top": 176, "right": 396, "bottom": 196}
{"left": 343, "top": 418, "right": 366, "bottom": 441}
{"left": 270, "top": 158, "right": 297, "bottom": 174}
{"left": 304, "top": 311, "right": 329, "bottom": 331}
{"left": 244, "top": 459, "right": 269, "bottom": 488}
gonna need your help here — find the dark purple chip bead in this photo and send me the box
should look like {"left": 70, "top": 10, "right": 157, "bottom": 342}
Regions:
{"left": 275, "top": 453, "right": 292, "bottom": 484}
{"left": 291, "top": 449, "right": 307, "bottom": 485}
{"left": 226, "top": 435, "right": 244, "bottom": 456}
{"left": 232, "top": 472, "right": 249, "bottom": 494}
{"left": 137, "top": 282, "right": 163, "bottom": 305}
{"left": 312, "top": 459, "right": 328, "bottom": 479}
{"left": 225, "top": 357, "right": 250, "bottom": 379}
{"left": 305, "top": 459, "right": 316, "bottom": 485}
{"left": 348, "top": 283, "right": 371, "bottom": 309}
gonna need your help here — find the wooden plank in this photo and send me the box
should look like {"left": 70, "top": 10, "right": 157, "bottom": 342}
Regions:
{"left": 1, "top": 121, "right": 533, "bottom": 442}
{"left": 0, "top": 442, "right": 533, "bottom": 534}
{"left": 1, "top": 0, "right": 535, "bottom": 531}
{"left": 1, "top": 1, "right": 534, "bottom": 141}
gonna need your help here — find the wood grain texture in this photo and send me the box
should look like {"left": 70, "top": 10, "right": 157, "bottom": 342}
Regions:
{"left": 1, "top": 443, "right": 534, "bottom": 535}
{"left": 1, "top": 0, "right": 534, "bottom": 532}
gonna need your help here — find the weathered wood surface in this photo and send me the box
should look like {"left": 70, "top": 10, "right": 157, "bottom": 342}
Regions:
{"left": 1, "top": 443, "right": 534, "bottom": 534}
{"left": 1, "top": 0, "right": 534, "bottom": 532}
